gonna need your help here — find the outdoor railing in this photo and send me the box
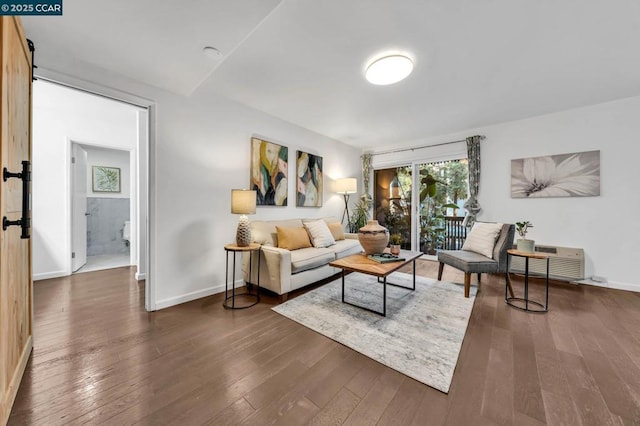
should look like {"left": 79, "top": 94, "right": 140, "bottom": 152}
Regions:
{"left": 442, "top": 216, "right": 467, "bottom": 250}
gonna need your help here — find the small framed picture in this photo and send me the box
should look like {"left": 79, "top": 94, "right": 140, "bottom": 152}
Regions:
{"left": 92, "top": 166, "right": 121, "bottom": 193}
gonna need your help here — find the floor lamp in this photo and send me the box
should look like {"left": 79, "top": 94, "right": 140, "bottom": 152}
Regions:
{"left": 335, "top": 178, "right": 357, "bottom": 230}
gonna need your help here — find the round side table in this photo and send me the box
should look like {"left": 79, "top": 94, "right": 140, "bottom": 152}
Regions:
{"left": 505, "top": 248, "right": 550, "bottom": 313}
{"left": 224, "top": 243, "right": 261, "bottom": 309}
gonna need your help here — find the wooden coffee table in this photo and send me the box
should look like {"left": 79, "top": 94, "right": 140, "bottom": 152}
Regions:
{"left": 329, "top": 250, "right": 423, "bottom": 316}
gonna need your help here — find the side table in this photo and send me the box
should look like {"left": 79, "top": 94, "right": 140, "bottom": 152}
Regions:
{"left": 505, "top": 249, "right": 550, "bottom": 313}
{"left": 224, "top": 243, "right": 261, "bottom": 309}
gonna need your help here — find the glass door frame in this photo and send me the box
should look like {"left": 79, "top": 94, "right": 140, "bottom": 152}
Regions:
{"left": 372, "top": 153, "right": 469, "bottom": 257}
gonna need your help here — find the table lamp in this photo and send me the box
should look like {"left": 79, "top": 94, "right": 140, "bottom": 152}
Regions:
{"left": 231, "top": 189, "right": 256, "bottom": 246}
{"left": 335, "top": 178, "right": 357, "bottom": 228}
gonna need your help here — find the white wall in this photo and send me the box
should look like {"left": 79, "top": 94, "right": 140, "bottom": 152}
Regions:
{"left": 32, "top": 81, "right": 139, "bottom": 280}
{"left": 150, "top": 90, "right": 362, "bottom": 308}
{"left": 84, "top": 146, "right": 131, "bottom": 198}
{"left": 371, "top": 96, "right": 640, "bottom": 291}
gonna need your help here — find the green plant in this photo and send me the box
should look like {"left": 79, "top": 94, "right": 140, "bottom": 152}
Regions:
{"left": 389, "top": 233, "right": 403, "bottom": 245}
{"left": 419, "top": 170, "right": 458, "bottom": 254}
{"left": 349, "top": 195, "right": 370, "bottom": 233}
{"left": 515, "top": 221, "right": 533, "bottom": 239}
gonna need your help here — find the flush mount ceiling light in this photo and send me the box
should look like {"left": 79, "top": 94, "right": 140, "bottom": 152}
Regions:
{"left": 365, "top": 54, "right": 414, "bottom": 85}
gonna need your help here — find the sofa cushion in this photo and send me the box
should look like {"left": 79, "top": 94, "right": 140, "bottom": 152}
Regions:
{"left": 276, "top": 226, "right": 312, "bottom": 251}
{"left": 251, "top": 219, "right": 303, "bottom": 246}
{"left": 290, "top": 247, "right": 335, "bottom": 274}
{"left": 331, "top": 238, "right": 363, "bottom": 259}
{"left": 462, "top": 222, "right": 503, "bottom": 259}
{"left": 327, "top": 222, "right": 345, "bottom": 241}
{"left": 304, "top": 220, "right": 336, "bottom": 248}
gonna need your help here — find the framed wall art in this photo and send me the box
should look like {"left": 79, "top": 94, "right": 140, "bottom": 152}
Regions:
{"left": 250, "top": 137, "right": 288, "bottom": 206}
{"left": 92, "top": 166, "right": 121, "bottom": 193}
{"left": 511, "top": 150, "right": 600, "bottom": 198}
{"left": 296, "top": 150, "right": 323, "bottom": 207}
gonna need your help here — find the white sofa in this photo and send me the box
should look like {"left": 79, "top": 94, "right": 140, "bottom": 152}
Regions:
{"left": 243, "top": 217, "right": 363, "bottom": 299}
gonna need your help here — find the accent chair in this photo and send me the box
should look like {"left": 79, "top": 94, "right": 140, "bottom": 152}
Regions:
{"left": 437, "top": 222, "right": 515, "bottom": 298}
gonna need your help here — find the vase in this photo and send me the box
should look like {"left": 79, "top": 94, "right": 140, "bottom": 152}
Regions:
{"left": 516, "top": 238, "right": 535, "bottom": 253}
{"left": 358, "top": 220, "right": 389, "bottom": 255}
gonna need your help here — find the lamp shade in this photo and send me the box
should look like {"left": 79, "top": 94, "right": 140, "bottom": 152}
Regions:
{"left": 231, "top": 189, "right": 256, "bottom": 215}
{"left": 335, "top": 178, "right": 357, "bottom": 194}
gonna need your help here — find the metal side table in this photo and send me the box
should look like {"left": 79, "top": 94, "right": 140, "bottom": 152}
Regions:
{"left": 505, "top": 249, "right": 550, "bottom": 313}
{"left": 223, "top": 243, "right": 261, "bottom": 309}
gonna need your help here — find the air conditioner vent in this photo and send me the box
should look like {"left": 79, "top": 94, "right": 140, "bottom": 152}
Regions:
{"left": 510, "top": 244, "right": 584, "bottom": 281}
{"left": 535, "top": 246, "right": 557, "bottom": 254}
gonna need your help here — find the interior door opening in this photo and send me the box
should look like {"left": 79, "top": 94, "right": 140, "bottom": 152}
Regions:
{"left": 71, "top": 143, "right": 135, "bottom": 274}
{"left": 32, "top": 80, "right": 149, "bottom": 290}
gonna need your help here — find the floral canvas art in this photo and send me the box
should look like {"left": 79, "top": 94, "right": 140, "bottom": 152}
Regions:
{"left": 251, "top": 137, "right": 288, "bottom": 206}
{"left": 296, "top": 150, "right": 323, "bottom": 206}
{"left": 511, "top": 150, "right": 600, "bottom": 198}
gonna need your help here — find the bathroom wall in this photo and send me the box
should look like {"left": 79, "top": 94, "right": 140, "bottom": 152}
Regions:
{"left": 84, "top": 146, "right": 131, "bottom": 256}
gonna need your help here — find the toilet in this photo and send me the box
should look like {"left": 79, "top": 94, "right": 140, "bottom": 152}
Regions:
{"left": 123, "top": 221, "right": 131, "bottom": 246}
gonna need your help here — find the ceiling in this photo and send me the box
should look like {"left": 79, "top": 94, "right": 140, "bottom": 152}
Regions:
{"left": 23, "top": 0, "right": 640, "bottom": 150}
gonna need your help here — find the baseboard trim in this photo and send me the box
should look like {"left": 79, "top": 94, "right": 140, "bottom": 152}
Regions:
{"left": 578, "top": 279, "right": 640, "bottom": 293}
{"left": 135, "top": 272, "right": 146, "bottom": 281}
{"left": 33, "top": 270, "right": 68, "bottom": 281}
{"left": 154, "top": 280, "right": 241, "bottom": 310}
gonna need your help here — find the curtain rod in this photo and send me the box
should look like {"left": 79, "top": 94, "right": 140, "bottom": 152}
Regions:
{"left": 367, "top": 135, "right": 485, "bottom": 157}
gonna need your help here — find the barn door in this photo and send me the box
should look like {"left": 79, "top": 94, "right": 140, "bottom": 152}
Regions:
{"left": 0, "top": 16, "right": 33, "bottom": 425}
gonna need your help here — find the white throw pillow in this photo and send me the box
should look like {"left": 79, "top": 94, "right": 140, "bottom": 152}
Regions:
{"left": 461, "top": 222, "right": 503, "bottom": 259}
{"left": 304, "top": 220, "right": 336, "bottom": 248}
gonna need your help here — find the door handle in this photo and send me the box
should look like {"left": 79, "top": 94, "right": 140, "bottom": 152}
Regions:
{"left": 2, "top": 160, "right": 31, "bottom": 239}
{"left": 85, "top": 212, "right": 90, "bottom": 216}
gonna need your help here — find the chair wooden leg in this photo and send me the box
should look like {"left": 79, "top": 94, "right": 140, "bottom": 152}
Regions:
{"left": 438, "top": 262, "right": 444, "bottom": 280}
{"left": 464, "top": 273, "right": 471, "bottom": 298}
{"left": 477, "top": 273, "right": 481, "bottom": 283}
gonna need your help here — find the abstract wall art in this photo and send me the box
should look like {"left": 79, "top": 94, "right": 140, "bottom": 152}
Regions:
{"left": 250, "top": 137, "right": 288, "bottom": 206}
{"left": 511, "top": 150, "right": 600, "bottom": 198}
{"left": 296, "top": 150, "right": 323, "bottom": 207}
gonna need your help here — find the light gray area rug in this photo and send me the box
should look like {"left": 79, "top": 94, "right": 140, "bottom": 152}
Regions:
{"left": 272, "top": 272, "right": 477, "bottom": 393}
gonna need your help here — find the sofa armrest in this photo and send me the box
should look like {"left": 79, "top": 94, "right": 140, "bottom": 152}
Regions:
{"left": 244, "top": 245, "right": 293, "bottom": 295}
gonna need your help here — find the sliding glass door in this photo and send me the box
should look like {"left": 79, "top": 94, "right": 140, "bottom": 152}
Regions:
{"left": 373, "top": 159, "right": 469, "bottom": 255}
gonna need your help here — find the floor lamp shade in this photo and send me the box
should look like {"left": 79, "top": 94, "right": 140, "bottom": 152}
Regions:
{"left": 335, "top": 178, "right": 357, "bottom": 194}
{"left": 335, "top": 178, "right": 357, "bottom": 229}
{"left": 231, "top": 190, "right": 256, "bottom": 246}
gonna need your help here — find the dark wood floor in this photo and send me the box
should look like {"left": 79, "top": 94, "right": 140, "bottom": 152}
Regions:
{"left": 8, "top": 261, "right": 640, "bottom": 425}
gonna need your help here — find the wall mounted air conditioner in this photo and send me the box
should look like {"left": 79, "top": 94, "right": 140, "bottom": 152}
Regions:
{"left": 510, "top": 245, "right": 585, "bottom": 282}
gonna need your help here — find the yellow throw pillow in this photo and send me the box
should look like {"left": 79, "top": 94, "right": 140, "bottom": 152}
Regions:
{"left": 327, "top": 222, "right": 345, "bottom": 241}
{"left": 276, "top": 226, "right": 312, "bottom": 250}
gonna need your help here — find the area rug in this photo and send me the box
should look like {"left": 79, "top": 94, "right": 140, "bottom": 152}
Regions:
{"left": 272, "top": 272, "right": 477, "bottom": 393}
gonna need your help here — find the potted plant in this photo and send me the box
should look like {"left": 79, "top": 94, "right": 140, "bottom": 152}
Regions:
{"left": 515, "top": 220, "right": 534, "bottom": 252}
{"left": 389, "top": 233, "right": 403, "bottom": 255}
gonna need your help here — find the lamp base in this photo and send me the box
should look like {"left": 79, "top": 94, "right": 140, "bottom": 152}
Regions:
{"left": 236, "top": 215, "right": 251, "bottom": 247}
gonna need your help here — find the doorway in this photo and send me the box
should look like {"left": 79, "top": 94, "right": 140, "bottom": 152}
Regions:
{"left": 71, "top": 143, "right": 134, "bottom": 273}
{"left": 32, "top": 80, "right": 149, "bottom": 291}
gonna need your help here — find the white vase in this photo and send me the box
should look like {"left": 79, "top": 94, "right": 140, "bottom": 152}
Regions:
{"left": 517, "top": 238, "right": 535, "bottom": 253}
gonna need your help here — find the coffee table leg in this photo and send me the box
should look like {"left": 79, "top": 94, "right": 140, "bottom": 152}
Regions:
{"left": 383, "top": 276, "right": 387, "bottom": 317}
{"left": 341, "top": 269, "right": 345, "bottom": 303}
{"left": 412, "top": 259, "right": 416, "bottom": 290}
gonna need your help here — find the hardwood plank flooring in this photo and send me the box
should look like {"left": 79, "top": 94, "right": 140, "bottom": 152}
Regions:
{"left": 8, "top": 261, "right": 640, "bottom": 425}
